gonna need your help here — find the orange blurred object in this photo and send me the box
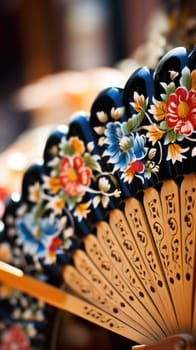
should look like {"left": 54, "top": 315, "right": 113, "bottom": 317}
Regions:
{"left": 14, "top": 68, "right": 126, "bottom": 127}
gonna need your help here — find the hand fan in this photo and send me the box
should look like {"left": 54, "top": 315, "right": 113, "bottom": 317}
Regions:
{"left": 0, "top": 46, "right": 196, "bottom": 349}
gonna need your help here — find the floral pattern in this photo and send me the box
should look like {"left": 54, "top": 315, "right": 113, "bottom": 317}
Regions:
{"left": 0, "top": 222, "right": 51, "bottom": 349}
{"left": 59, "top": 155, "right": 92, "bottom": 196}
{"left": 0, "top": 325, "right": 30, "bottom": 350}
{"left": 0, "top": 47, "right": 196, "bottom": 349}
{"left": 103, "top": 123, "right": 148, "bottom": 172}
{"left": 165, "top": 86, "right": 196, "bottom": 135}
{"left": 0, "top": 286, "right": 47, "bottom": 350}
{"left": 100, "top": 67, "right": 196, "bottom": 184}
{"left": 16, "top": 212, "right": 66, "bottom": 259}
{"left": 3, "top": 134, "right": 122, "bottom": 267}
{"left": 2, "top": 50, "right": 196, "bottom": 270}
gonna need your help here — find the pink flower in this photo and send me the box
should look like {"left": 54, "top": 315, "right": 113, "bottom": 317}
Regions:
{"left": 166, "top": 86, "right": 196, "bottom": 135}
{"left": 59, "top": 155, "right": 91, "bottom": 196}
{"left": 0, "top": 325, "right": 30, "bottom": 350}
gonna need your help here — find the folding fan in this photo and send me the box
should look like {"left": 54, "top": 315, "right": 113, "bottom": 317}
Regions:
{"left": 0, "top": 46, "right": 196, "bottom": 350}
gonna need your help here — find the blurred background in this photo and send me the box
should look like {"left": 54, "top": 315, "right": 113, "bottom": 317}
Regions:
{"left": 0, "top": 0, "right": 162, "bottom": 152}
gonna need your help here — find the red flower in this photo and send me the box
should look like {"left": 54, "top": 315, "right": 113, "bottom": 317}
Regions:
{"left": 0, "top": 325, "right": 30, "bottom": 350}
{"left": 128, "top": 160, "right": 144, "bottom": 173}
{"left": 166, "top": 86, "right": 196, "bottom": 136}
{"left": 47, "top": 236, "right": 62, "bottom": 261}
{"left": 122, "top": 160, "right": 145, "bottom": 183}
{"left": 49, "top": 236, "right": 62, "bottom": 253}
{"left": 59, "top": 155, "right": 91, "bottom": 196}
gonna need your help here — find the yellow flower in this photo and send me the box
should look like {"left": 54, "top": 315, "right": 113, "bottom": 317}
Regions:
{"left": 149, "top": 99, "right": 166, "bottom": 121}
{"left": 44, "top": 176, "right": 61, "bottom": 194}
{"left": 70, "top": 137, "right": 85, "bottom": 154}
{"left": 29, "top": 182, "right": 41, "bottom": 203}
{"left": 75, "top": 201, "right": 91, "bottom": 221}
{"left": 46, "top": 196, "right": 66, "bottom": 215}
{"left": 191, "top": 70, "right": 196, "bottom": 91}
{"left": 145, "top": 124, "right": 165, "bottom": 145}
{"left": 121, "top": 168, "right": 134, "bottom": 183}
{"left": 167, "top": 143, "right": 189, "bottom": 164}
{"left": 133, "top": 92, "right": 148, "bottom": 113}
{"left": 55, "top": 198, "right": 65, "bottom": 211}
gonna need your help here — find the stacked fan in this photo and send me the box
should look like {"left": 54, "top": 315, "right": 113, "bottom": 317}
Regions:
{"left": 0, "top": 46, "right": 196, "bottom": 349}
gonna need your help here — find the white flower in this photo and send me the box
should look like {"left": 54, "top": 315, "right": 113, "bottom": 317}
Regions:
{"left": 45, "top": 195, "right": 65, "bottom": 215}
{"left": 98, "top": 177, "right": 111, "bottom": 192}
{"left": 94, "top": 126, "right": 105, "bottom": 135}
{"left": 87, "top": 141, "right": 94, "bottom": 152}
{"left": 93, "top": 194, "right": 109, "bottom": 208}
{"left": 96, "top": 111, "right": 108, "bottom": 122}
{"left": 111, "top": 106, "right": 125, "bottom": 120}
{"left": 63, "top": 226, "right": 74, "bottom": 239}
{"left": 192, "top": 146, "right": 196, "bottom": 157}
{"left": 92, "top": 177, "right": 111, "bottom": 208}
{"left": 26, "top": 323, "right": 37, "bottom": 337}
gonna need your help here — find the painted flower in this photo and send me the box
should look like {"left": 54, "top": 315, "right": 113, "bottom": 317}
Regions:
{"left": 128, "top": 133, "right": 147, "bottom": 162}
{"left": 145, "top": 124, "right": 165, "bottom": 145}
{"left": 121, "top": 160, "right": 145, "bottom": 183}
{"left": 148, "top": 98, "right": 166, "bottom": 121}
{"left": 69, "top": 137, "right": 85, "bottom": 154}
{"left": 131, "top": 92, "right": 148, "bottom": 113}
{"left": 28, "top": 182, "right": 41, "bottom": 203}
{"left": 191, "top": 70, "right": 196, "bottom": 91}
{"left": 166, "top": 143, "right": 189, "bottom": 164}
{"left": 16, "top": 213, "right": 61, "bottom": 258}
{"left": 47, "top": 236, "right": 63, "bottom": 262}
{"left": 104, "top": 122, "right": 147, "bottom": 171}
{"left": 45, "top": 195, "right": 66, "bottom": 215}
{"left": 43, "top": 176, "right": 61, "bottom": 195}
{"left": 75, "top": 200, "right": 91, "bottom": 221}
{"left": 93, "top": 177, "right": 111, "bottom": 208}
{"left": 59, "top": 136, "right": 85, "bottom": 157}
{"left": 104, "top": 122, "right": 129, "bottom": 169}
{"left": 0, "top": 325, "right": 30, "bottom": 350}
{"left": 165, "top": 86, "right": 196, "bottom": 136}
{"left": 110, "top": 106, "right": 125, "bottom": 120}
{"left": 59, "top": 155, "right": 91, "bottom": 196}
{"left": 96, "top": 110, "right": 108, "bottom": 123}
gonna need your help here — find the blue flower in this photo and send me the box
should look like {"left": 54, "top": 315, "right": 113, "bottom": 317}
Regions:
{"left": 16, "top": 212, "right": 60, "bottom": 258}
{"left": 104, "top": 122, "right": 147, "bottom": 171}
{"left": 131, "top": 133, "right": 147, "bottom": 160}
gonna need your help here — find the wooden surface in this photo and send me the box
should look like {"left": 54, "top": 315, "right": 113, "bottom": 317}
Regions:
{"left": 133, "top": 334, "right": 196, "bottom": 350}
